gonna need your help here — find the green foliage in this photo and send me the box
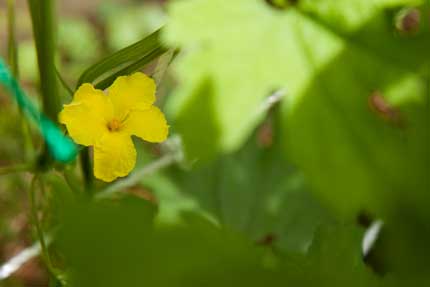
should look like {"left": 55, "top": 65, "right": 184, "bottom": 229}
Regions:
{"left": 169, "top": 111, "right": 333, "bottom": 254}
{"left": 77, "top": 29, "right": 166, "bottom": 90}
{"left": 164, "top": 0, "right": 430, "bottom": 220}
{"left": 285, "top": 224, "right": 379, "bottom": 287}
{"left": 57, "top": 198, "right": 377, "bottom": 287}
{"left": 281, "top": 1, "right": 429, "bottom": 219}
{"left": 163, "top": 0, "right": 295, "bottom": 160}
{"left": 58, "top": 199, "right": 281, "bottom": 287}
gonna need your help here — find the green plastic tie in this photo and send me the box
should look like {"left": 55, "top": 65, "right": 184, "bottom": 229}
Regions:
{"left": 0, "top": 58, "right": 77, "bottom": 163}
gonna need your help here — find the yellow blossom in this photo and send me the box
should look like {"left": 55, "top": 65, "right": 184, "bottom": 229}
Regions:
{"left": 59, "top": 72, "right": 169, "bottom": 182}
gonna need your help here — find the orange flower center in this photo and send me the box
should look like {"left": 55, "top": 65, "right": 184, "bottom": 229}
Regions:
{"left": 107, "top": 119, "right": 122, "bottom": 132}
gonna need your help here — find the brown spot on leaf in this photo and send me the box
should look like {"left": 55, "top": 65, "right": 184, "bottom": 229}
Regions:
{"left": 257, "top": 233, "right": 277, "bottom": 246}
{"left": 257, "top": 120, "right": 274, "bottom": 148}
{"left": 396, "top": 8, "right": 421, "bottom": 34}
{"left": 368, "top": 90, "right": 404, "bottom": 127}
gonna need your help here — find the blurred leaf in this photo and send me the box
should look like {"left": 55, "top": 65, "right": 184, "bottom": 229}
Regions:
{"left": 140, "top": 217, "right": 281, "bottom": 287}
{"left": 163, "top": 0, "right": 293, "bottom": 161}
{"left": 164, "top": 0, "right": 429, "bottom": 220}
{"left": 284, "top": 225, "right": 379, "bottom": 287}
{"left": 280, "top": 2, "right": 430, "bottom": 219}
{"left": 298, "top": 0, "right": 425, "bottom": 33}
{"left": 58, "top": 201, "right": 287, "bottom": 287}
{"left": 366, "top": 209, "right": 430, "bottom": 281}
{"left": 76, "top": 29, "right": 166, "bottom": 89}
{"left": 58, "top": 197, "right": 157, "bottom": 287}
{"left": 140, "top": 172, "right": 203, "bottom": 224}
{"left": 170, "top": 110, "right": 333, "bottom": 254}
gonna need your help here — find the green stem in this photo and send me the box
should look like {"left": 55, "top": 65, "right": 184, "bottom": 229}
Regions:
{"left": 7, "top": 0, "right": 18, "bottom": 77}
{"left": 29, "top": 176, "right": 55, "bottom": 277}
{"left": 28, "top": 0, "right": 61, "bottom": 165}
{"left": 31, "top": 0, "right": 60, "bottom": 120}
{"left": 8, "top": 0, "right": 34, "bottom": 160}
{"left": 29, "top": 176, "right": 67, "bottom": 285}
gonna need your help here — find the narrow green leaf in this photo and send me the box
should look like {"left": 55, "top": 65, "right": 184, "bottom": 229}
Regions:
{"left": 77, "top": 29, "right": 166, "bottom": 89}
{"left": 94, "top": 45, "right": 165, "bottom": 90}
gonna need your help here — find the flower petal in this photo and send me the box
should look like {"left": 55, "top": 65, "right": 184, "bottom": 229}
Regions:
{"left": 123, "top": 106, "right": 169, "bottom": 143}
{"left": 93, "top": 132, "right": 136, "bottom": 182}
{"left": 59, "top": 83, "right": 113, "bottom": 146}
{"left": 108, "top": 72, "right": 156, "bottom": 119}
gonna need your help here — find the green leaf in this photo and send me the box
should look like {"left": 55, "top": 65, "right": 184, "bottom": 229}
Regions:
{"left": 139, "top": 172, "right": 204, "bottom": 224}
{"left": 163, "top": 0, "right": 293, "bottom": 161}
{"left": 57, "top": 197, "right": 157, "bottom": 287}
{"left": 284, "top": 225, "right": 379, "bottom": 287}
{"left": 58, "top": 201, "right": 286, "bottom": 287}
{"left": 164, "top": 0, "right": 429, "bottom": 219}
{"left": 76, "top": 29, "right": 166, "bottom": 89}
{"left": 298, "top": 0, "right": 425, "bottom": 34}
{"left": 169, "top": 110, "right": 333, "bottom": 254}
{"left": 280, "top": 2, "right": 430, "bottom": 219}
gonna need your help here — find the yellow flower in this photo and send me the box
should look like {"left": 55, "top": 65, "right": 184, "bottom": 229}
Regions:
{"left": 59, "top": 72, "right": 169, "bottom": 182}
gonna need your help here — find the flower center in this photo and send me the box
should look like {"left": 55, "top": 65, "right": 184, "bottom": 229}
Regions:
{"left": 107, "top": 119, "right": 122, "bottom": 132}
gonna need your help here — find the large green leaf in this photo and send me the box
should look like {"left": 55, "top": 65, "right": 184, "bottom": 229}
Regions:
{"left": 280, "top": 2, "right": 430, "bottom": 219}
{"left": 57, "top": 197, "right": 157, "bottom": 287}
{"left": 58, "top": 200, "right": 287, "bottom": 287}
{"left": 164, "top": 0, "right": 429, "bottom": 219}
{"left": 58, "top": 198, "right": 380, "bottom": 287}
{"left": 163, "top": 0, "right": 427, "bottom": 161}
{"left": 163, "top": 0, "right": 293, "bottom": 161}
